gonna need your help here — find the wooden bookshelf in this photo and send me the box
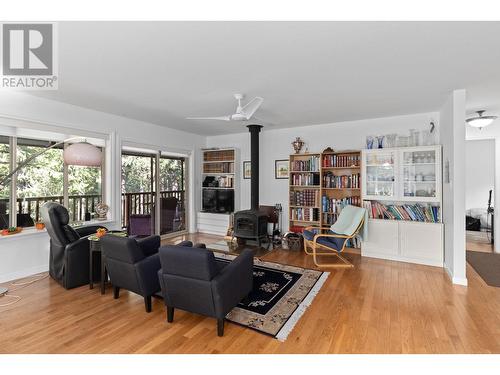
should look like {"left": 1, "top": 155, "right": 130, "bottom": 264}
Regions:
{"left": 288, "top": 150, "right": 362, "bottom": 233}
{"left": 288, "top": 153, "right": 322, "bottom": 231}
{"left": 320, "top": 150, "right": 361, "bottom": 227}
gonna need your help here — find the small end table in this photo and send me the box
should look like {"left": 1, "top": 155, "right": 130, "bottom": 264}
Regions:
{"left": 88, "top": 232, "right": 127, "bottom": 294}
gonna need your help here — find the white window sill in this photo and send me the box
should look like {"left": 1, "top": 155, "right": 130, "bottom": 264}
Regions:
{"left": 0, "top": 219, "right": 116, "bottom": 241}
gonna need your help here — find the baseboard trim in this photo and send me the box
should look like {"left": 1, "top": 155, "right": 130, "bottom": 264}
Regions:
{"left": 444, "top": 264, "right": 468, "bottom": 286}
{"left": 0, "top": 265, "right": 48, "bottom": 284}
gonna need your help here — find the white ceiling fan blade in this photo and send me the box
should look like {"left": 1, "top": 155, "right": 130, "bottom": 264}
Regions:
{"left": 240, "top": 97, "right": 263, "bottom": 119}
{"left": 186, "top": 116, "right": 232, "bottom": 121}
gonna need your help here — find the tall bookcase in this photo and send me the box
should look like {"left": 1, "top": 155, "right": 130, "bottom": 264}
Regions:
{"left": 288, "top": 150, "right": 361, "bottom": 232}
{"left": 320, "top": 150, "right": 361, "bottom": 226}
{"left": 288, "top": 153, "right": 321, "bottom": 231}
{"left": 198, "top": 148, "right": 238, "bottom": 236}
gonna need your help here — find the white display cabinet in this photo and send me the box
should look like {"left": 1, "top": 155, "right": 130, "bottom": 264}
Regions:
{"left": 362, "top": 149, "right": 397, "bottom": 201}
{"left": 361, "top": 145, "right": 442, "bottom": 203}
{"left": 361, "top": 145, "right": 443, "bottom": 267}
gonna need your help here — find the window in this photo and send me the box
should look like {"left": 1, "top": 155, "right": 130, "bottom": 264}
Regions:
{"left": 121, "top": 148, "right": 187, "bottom": 237}
{"left": 159, "top": 156, "right": 186, "bottom": 234}
{"left": 68, "top": 159, "right": 102, "bottom": 222}
{"left": 0, "top": 136, "right": 10, "bottom": 229}
{"left": 0, "top": 135, "right": 105, "bottom": 229}
{"left": 16, "top": 138, "right": 64, "bottom": 228}
{"left": 121, "top": 151, "right": 157, "bottom": 235}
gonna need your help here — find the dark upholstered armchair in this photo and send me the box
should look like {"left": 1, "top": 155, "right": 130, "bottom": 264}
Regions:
{"left": 100, "top": 234, "right": 162, "bottom": 312}
{"left": 158, "top": 246, "right": 254, "bottom": 336}
{"left": 41, "top": 202, "right": 108, "bottom": 289}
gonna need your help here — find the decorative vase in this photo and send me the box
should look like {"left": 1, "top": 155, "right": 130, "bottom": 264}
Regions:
{"left": 291, "top": 137, "right": 305, "bottom": 154}
{"left": 366, "top": 136, "right": 374, "bottom": 149}
{"left": 384, "top": 134, "right": 397, "bottom": 148}
{"left": 376, "top": 135, "right": 385, "bottom": 149}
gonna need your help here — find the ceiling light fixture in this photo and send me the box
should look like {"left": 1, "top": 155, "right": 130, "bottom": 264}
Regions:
{"left": 466, "top": 110, "right": 498, "bottom": 129}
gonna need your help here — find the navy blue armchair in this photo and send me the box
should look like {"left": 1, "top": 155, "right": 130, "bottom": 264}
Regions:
{"left": 158, "top": 246, "right": 253, "bottom": 336}
{"left": 100, "top": 234, "right": 162, "bottom": 312}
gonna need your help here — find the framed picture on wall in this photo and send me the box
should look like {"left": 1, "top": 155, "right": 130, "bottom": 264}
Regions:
{"left": 275, "top": 159, "right": 289, "bottom": 179}
{"left": 243, "top": 161, "right": 251, "bottom": 179}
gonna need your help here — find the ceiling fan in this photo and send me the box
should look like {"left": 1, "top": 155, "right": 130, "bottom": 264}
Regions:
{"left": 186, "top": 94, "right": 264, "bottom": 122}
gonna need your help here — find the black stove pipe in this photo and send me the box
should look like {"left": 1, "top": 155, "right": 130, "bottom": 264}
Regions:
{"left": 247, "top": 124, "right": 263, "bottom": 211}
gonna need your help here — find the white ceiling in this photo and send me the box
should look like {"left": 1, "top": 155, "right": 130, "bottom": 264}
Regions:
{"left": 29, "top": 21, "right": 500, "bottom": 136}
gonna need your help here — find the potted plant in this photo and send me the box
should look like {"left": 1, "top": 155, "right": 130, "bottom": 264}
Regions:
{"left": 1, "top": 226, "right": 23, "bottom": 236}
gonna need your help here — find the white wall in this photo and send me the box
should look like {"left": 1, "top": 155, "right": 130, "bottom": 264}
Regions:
{"left": 0, "top": 92, "right": 206, "bottom": 282}
{"left": 465, "top": 139, "right": 494, "bottom": 210}
{"left": 206, "top": 112, "right": 439, "bottom": 231}
{"left": 439, "top": 89, "right": 467, "bottom": 286}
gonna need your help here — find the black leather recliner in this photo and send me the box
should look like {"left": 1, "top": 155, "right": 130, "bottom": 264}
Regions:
{"left": 41, "top": 202, "right": 107, "bottom": 289}
{"left": 158, "top": 246, "right": 254, "bottom": 336}
{"left": 100, "top": 234, "right": 162, "bottom": 312}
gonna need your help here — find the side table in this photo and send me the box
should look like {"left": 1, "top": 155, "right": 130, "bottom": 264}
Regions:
{"left": 88, "top": 232, "right": 127, "bottom": 294}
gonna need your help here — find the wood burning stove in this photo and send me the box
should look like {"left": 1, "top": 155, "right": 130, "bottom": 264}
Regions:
{"left": 233, "top": 125, "right": 269, "bottom": 246}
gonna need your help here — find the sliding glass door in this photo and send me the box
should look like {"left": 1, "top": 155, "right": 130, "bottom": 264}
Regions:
{"left": 121, "top": 148, "right": 187, "bottom": 237}
{"left": 159, "top": 155, "right": 186, "bottom": 235}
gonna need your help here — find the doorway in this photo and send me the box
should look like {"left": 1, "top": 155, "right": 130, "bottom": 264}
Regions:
{"left": 465, "top": 139, "right": 494, "bottom": 253}
{"left": 121, "top": 148, "right": 187, "bottom": 238}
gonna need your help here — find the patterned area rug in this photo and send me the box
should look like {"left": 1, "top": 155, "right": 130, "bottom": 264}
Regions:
{"left": 214, "top": 253, "right": 329, "bottom": 341}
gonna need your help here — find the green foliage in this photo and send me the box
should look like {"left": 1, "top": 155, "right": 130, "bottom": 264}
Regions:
{"left": 121, "top": 154, "right": 184, "bottom": 193}
{"left": 16, "top": 146, "right": 64, "bottom": 198}
{"left": 0, "top": 144, "right": 102, "bottom": 199}
{"left": 0, "top": 143, "right": 9, "bottom": 199}
{"left": 159, "top": 158, "right": 184, "bottom": 191}
{"left": 121, "top": 154, "right": 155, "bottom": 193}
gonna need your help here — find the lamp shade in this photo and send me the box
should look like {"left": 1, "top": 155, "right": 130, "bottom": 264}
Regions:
{"left": 63, "top": 142, "right": 102, "bottom": 166}
{"left": 466, "top": 110, "right": 498, "bottom": 129}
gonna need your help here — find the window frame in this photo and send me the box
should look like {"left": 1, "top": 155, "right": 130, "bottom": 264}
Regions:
{"left": 1, "top": 136, "right": 105, "bottom": 228}
{"left": 121, "top": 147, "right": 188, "bottom": 239}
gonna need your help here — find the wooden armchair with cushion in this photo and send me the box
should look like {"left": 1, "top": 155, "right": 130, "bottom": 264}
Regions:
{"left": 303, "top": 205, "right": 366, "bottom": 268}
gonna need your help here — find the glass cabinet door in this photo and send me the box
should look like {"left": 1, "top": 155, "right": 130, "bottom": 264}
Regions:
{"left": 363, "top": 150, "right": 397, "bottom": 200}
{"left": 399, "top": 147, "right": 440, "bottom": 202}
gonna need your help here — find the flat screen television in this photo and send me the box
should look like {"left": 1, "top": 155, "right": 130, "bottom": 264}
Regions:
{"left": 217, "top": 189, "right": 234, "bottom": 213}
{"left": 202, "top": 189, "right": 234, "bottom": 213}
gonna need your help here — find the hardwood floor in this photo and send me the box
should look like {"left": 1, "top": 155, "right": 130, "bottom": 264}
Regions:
{"left": 1, "top": 232, "right": 500, "bottom": 354}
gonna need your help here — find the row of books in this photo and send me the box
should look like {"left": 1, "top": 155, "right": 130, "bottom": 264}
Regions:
{"left": 217, "top": 176, "right": 234, "bottom": 188}
{"left": 290, "top": 156, "right": 320, "bottom": 172}
{"left": 363, "top": 201, "right": 440, "bottom": 223}
{"left": 323, "top": 173, "right": 360, "bottom": 189}
{"left": 203, "top": 161, "right": 234, "bottom": 173}
{"left": 290, "top": 189, "right": 320, "bottom": 207}
{"left": 290, "top": 207, "right": 320, "bottom": 222}
{"left": 322, "top": 196, "right": 361, "bottom": 213}
{"left": 203, "top": 150, "right": 234, "bottom": 162}
{"left": 291, "top": 173, "right": 320, "bottom": 186}
{"left": 322, "top": 154, "right": 360, "bottom": 168}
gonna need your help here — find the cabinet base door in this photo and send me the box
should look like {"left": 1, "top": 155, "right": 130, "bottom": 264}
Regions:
{"left": 361, "top": 220, "right": 399, "bottom": 257}
{"left": 399, "top": 221, "right": 443, "bottom": 266}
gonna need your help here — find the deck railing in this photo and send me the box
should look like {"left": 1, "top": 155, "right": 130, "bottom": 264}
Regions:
{"left": 0, "top": 190, "right": 185, "bottom": 228}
